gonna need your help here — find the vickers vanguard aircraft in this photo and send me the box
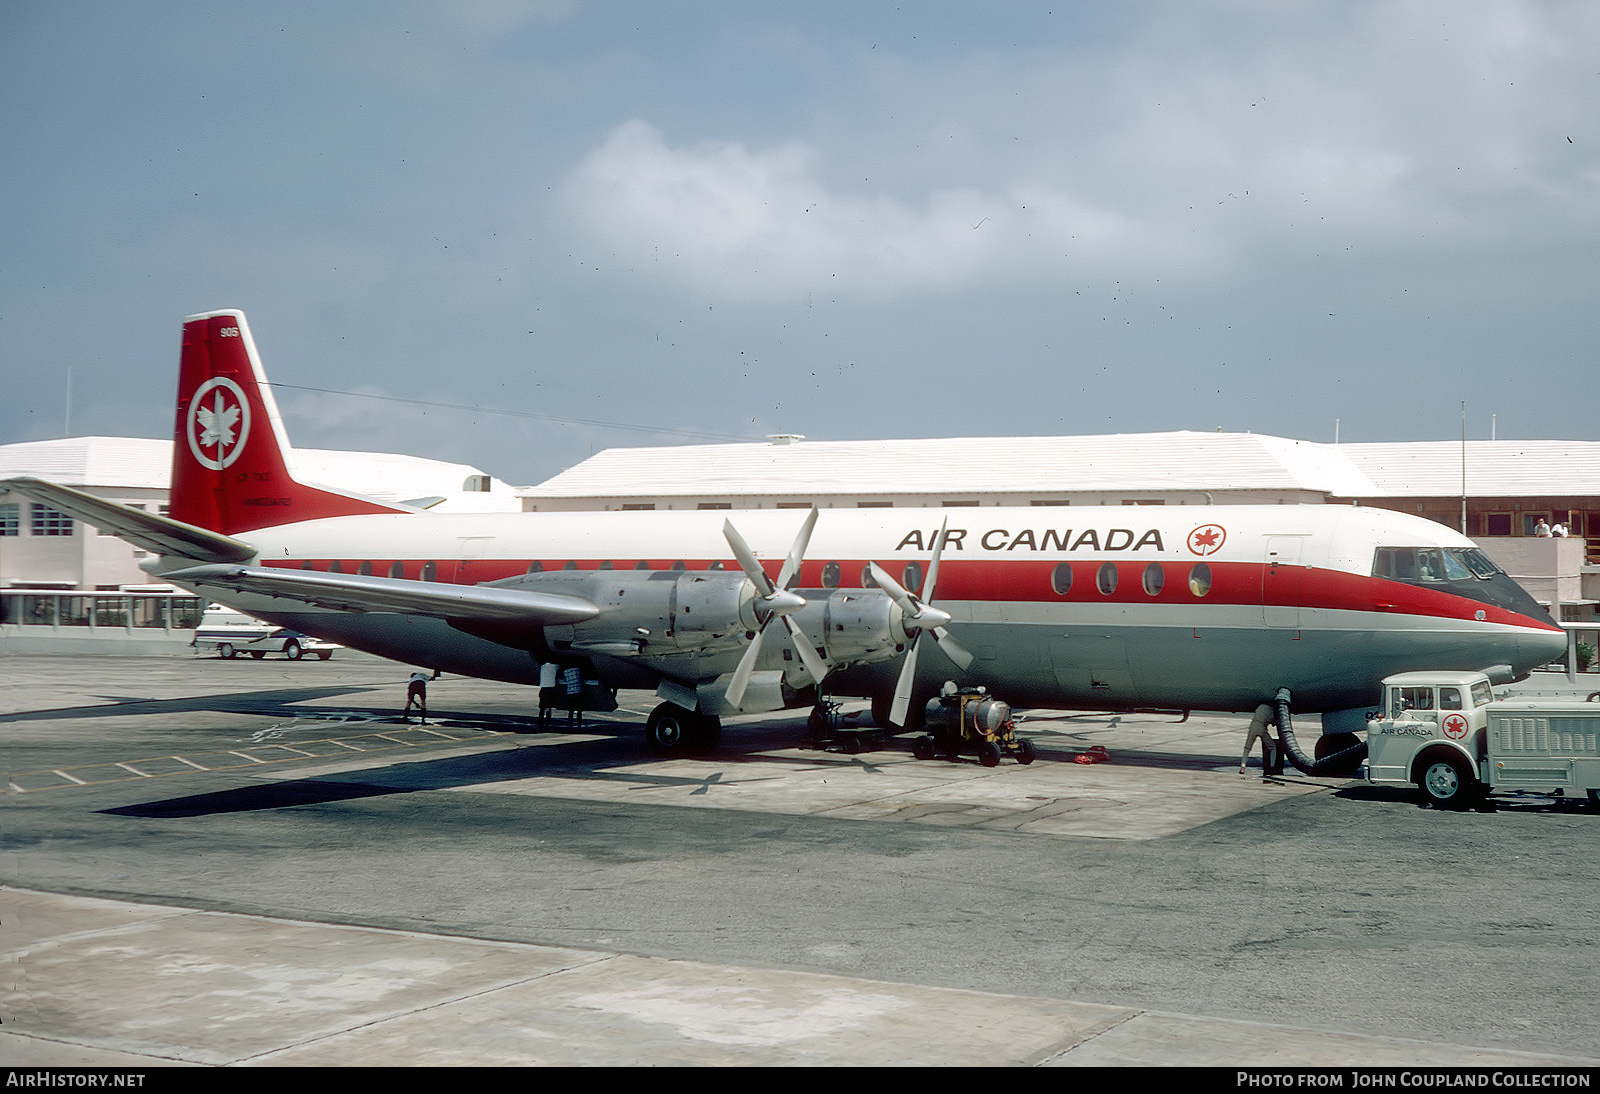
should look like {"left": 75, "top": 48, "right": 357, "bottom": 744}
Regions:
{"left": 6, "top": 310, "right": 1566, "bottom": 764}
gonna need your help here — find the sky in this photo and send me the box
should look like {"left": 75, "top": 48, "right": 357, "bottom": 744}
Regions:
{"left": 3, "top": 1, "right": 1597, "bottom": 487}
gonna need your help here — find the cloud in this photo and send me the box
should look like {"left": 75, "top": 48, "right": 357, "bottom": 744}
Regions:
{"left": 562, "top": 2, "right": 1600, "bottom": 302}
{"left": 564, "top": 120, "right": 1180, "bottom": 300}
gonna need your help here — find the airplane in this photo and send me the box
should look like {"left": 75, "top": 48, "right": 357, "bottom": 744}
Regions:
{"left": 5, "top": 309, "right": 1567, "bottom": 771}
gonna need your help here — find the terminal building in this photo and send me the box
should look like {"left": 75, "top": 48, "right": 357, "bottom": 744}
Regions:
{"left": 0, "top": 436, "right": 520, "bottom": 651}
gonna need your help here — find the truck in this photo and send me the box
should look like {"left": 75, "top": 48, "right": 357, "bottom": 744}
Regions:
{"left": 1365, "top": 670, "right": 1600, "bottom": 808}
{"left": 192, "top": 604, "right": 339, "bottom": 661}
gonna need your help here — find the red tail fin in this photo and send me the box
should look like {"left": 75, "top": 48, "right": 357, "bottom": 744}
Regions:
{"left": 169, "top": 310, "right": 405, "bottom": 535}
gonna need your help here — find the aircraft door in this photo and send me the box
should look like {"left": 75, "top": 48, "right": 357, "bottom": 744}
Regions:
{"left": 1263, "top": 536, "right": 1303, "bottom": 628}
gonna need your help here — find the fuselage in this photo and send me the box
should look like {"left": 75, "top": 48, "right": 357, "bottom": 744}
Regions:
{"left": 151, "top": 502, "right": 1564, "bottom": 715}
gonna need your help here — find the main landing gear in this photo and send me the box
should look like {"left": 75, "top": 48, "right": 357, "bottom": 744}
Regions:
{"left": 645, "top": 702, "right": 721, "bottom": 756}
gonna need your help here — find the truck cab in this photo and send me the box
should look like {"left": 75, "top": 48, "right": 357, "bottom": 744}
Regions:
{"left": 1366, "top": 671, "right": 1494, "bottom": 806}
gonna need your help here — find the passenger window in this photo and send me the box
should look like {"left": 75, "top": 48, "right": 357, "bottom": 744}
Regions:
{"left": 562, "top": 560, "right": 578, "bottom": 571}
{"left": 357, "top": 561, "right": 372, "bottom": 576}
{"left": 1096, "top": 562, "right": 1118, "bottom": 595}
{"left": 328, "top": 559, "right": 343, "bottom": 573}
{"left": 861, "top": 564, "right": 878, "bottom": 588}
{"left": 821, "top": 561, "right": 840, "bottom": 588}
{"left": 1142, "top": 562, "right": 1164, "bottom": 596}
{"left": 1440, "top": 687, "right": 1463, "bottom": 711}
{"left": 421, "top": 561, "right": 437, "bottom": 582}
{"left": 634, "top": 559, "right": 651, "bottom": 570}
{"left": 1188, "top": 563, "right": 1212, "bottom": 597}
{"left": 1051, "top": 562, "right": 1073, "bottom": 595}
{"left": 526, "top": 561, "right": 543, "bottom": 574}
{"left": 902, "top": 562, "right": 923, "bottom": 593}
{"left": 389, "top": 561, "right": 405, "bottom": 579}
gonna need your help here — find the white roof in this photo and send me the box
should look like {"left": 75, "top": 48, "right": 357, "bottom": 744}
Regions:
{"left": 1338, "top": 441, "right": 1600, "bottom": 498}
{"left": 0, "top": 436, "right": 522, "bottom": 512}
{"left": 525, "top": 431, "right": 1382, "bottom": 500}
{"left": 524, "top": 432, "right": 1600, "bottom": 502}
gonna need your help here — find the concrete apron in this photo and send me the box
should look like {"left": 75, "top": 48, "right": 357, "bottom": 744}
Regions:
{"left": 1, "top": 889, "right": 1590, "bottom": 1068}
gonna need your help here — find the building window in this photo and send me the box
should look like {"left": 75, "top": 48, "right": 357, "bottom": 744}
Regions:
{"left": 621, "top": 503, "right": 656, "bottom": 511}
{"left": 0, "top": 504, "right": 18, "bottom": 536}
{"left": 464, "top": 475, "right": 491, "bottom": 492}
{"left": 696, "top": 502, "right": 732, "bottom": 510}
{"left": 30, "top": 505, "right": 73, "bottom": 536}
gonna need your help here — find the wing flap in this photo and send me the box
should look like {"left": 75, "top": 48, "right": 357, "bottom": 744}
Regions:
{"left": 3, "top": 476, "right": 257, "bottom": 563}
{"left": 165, "top": 564, "right": 600, "bottom": 626}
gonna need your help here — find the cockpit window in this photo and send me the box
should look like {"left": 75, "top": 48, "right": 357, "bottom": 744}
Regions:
{"left": 1375, "top": 546, "right": 1490, "bottom": 583}
{"left": 1454, "top": 548, "right": 1501, "bottom": 578}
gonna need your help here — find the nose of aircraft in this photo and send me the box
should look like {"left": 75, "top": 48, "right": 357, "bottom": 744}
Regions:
{"left": 1521, "top": 625, "right": 1572, "bottom": 674}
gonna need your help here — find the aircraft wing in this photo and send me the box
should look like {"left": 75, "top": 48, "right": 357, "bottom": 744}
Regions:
{"left": 3, "top": 476, "right": 257, "bottom": 563}
{"left": 164, "top": 564, "right": 600, "bottom": 626}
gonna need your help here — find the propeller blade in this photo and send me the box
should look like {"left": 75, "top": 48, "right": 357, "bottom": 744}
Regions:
{"left": 933, "top": 627, "right": 975, "bottom": 671}
{"left": 781, "top": 614, "right": 832, "bottom": 686}
{"left": 890, "top": 633, "right": 924, "bottom": 727}
{"left": 868, "top": 562, "right": 914, "bottom": 612}
{"left": 775, "top": 507, "right": 818, "bottom": 590}
{"left": 922, "top": 517, "right": 948, "bottom": 599}
{"left": 723, "top": 519, "right": 775, "bottom": 596}
{"left": 724, "top": 625, "right": 767, "bottom": 710}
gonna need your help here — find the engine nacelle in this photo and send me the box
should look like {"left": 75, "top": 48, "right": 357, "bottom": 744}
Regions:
{"left": 500, "top": 569, "right": 757, "bottom": 657}
{"left": 788, "top": 588, "right": 904, "bottom": 668}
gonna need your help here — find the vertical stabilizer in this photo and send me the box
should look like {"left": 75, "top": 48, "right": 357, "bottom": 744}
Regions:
{"left": 169, "top": 310, "right": 405, "bottom": 534}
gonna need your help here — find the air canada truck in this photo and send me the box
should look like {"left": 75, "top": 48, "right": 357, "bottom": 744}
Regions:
{"left": 1366, "top": 670, "right": 1600, "bottom": 808}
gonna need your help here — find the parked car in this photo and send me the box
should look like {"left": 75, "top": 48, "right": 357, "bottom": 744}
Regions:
{"left": 192, "top": 604, "right": 339, "bottom": 661}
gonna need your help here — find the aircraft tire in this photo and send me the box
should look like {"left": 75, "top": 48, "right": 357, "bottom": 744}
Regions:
{"left": 688, "top": 713, "right": 721, "bottom": 752}
{"left": 647, "top": 704, "right": 717, "bottom": 755}
{"left": 1415, "top": 750, "right": 1479, "bottom": 809}
{"left": 284, "top": 640, "right": 303, "bottom": 661}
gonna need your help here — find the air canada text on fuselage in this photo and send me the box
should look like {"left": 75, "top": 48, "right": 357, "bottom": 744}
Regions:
{"left": 894, "top": 527, "right": 1166, "bottom": 553}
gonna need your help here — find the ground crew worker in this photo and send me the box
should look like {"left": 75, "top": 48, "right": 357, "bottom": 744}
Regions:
{"left": 1240, "top": 703, "right": 1278, "bottom": 779}
{"left": 403, "top": 670, "right": 430, "bottom": 724}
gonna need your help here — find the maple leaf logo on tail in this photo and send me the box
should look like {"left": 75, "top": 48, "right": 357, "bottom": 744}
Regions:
{"left": 186, "top": 377, "right": 251, "bottom": 470}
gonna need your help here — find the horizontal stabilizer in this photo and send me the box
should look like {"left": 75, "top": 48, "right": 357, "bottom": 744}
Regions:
{"left": 3, "top": 476, "right": 256, "bottom": 563}
{"left": 165, "top": 564, "right": 600, "bottom": 627}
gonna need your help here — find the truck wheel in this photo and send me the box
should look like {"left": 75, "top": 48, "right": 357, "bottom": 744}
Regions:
{"left": 250, "top": 650, "right": 265, "bottom": 659}
{"left": 1015, "top": 738, "right": 1037, "bottom": 765}
{"left": 219, "top": 643, "right": 235, "bottom": 659}
{"left": 284, "top": 640, "right": 303, "bottom": 660}
{"left": 317, "top": 650, "right": 333, "bottom": 661}
{"left": 978, "top": 740, "right": 1002, "bottom": 767}
{"left": 1416, "top": 752, "right": 1478, "bottom": 808}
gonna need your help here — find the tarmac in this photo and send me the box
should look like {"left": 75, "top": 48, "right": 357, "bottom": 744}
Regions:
{"left": 3, "top": 653, "right": 1599, "bottom": 1067}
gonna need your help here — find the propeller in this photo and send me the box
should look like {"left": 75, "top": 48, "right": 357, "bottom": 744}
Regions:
{"left": 867, "top": 517, "right": 975, "bottom": 726}
{"left": 722, "top": 509, "right": 832, "bottom": 709}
